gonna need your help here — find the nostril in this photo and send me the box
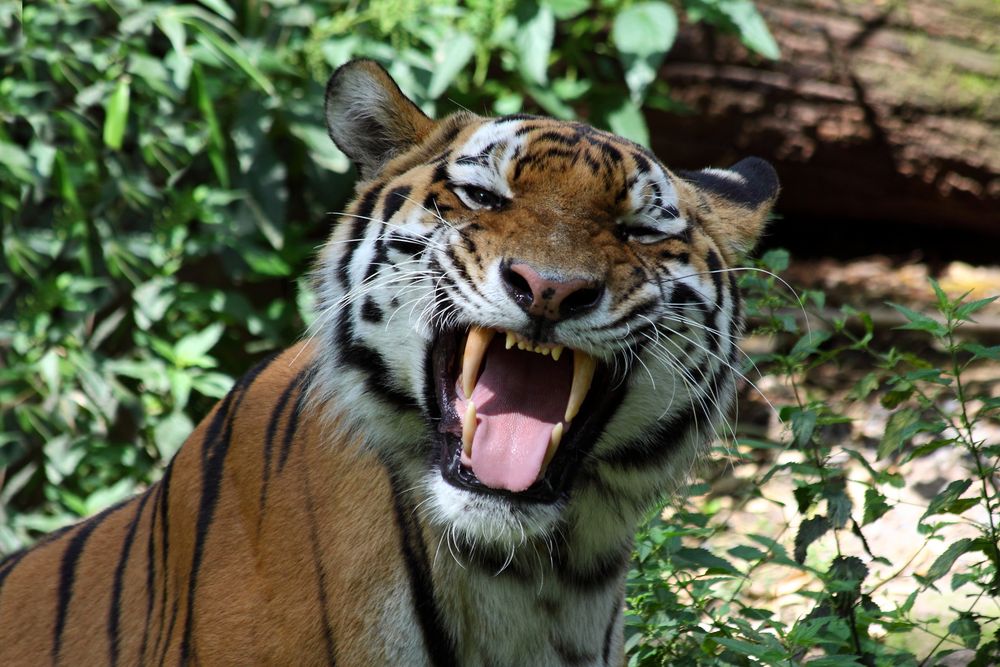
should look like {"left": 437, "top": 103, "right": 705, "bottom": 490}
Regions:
{"left": 502, "top": 264, "right": 534, "bottom": 306}
{"left": 560, "top": 285, "right": 604, "bottom": 317}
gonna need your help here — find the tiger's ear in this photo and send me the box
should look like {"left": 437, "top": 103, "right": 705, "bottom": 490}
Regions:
{"left": 324, "top": 59, "right": 435, "bottom": 179}
{"left": 680, "top": 157, "right": 780, "bottom": 260}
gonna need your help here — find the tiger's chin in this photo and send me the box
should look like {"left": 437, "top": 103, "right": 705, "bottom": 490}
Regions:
{"left": 423, "top": 324, "right": 626, "bottom": 541}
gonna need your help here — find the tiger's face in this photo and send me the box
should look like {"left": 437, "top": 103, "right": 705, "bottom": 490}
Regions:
{"left": 314, "top": 61, "right": 777, "bottom": 548}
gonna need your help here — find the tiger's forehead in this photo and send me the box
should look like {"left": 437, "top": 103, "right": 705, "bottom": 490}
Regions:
{"left": 447, "top": 116, "right": 681, "bottom": 217}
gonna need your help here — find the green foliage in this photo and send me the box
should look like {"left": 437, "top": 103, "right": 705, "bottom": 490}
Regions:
{"left": 625, "top": 269, "right": 1000, "bottom": 664}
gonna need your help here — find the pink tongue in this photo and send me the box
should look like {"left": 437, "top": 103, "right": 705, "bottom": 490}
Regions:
{"left": 457, "top": 340, "right": 572, "bottom": 492}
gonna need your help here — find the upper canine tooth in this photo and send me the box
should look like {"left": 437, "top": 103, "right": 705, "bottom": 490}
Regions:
{"left": 551, "top": 345, "right": 564, "bottom": 361}
{"left": 462, "top": 328, "right": 495, "bottom": 399}
{"left": 506, "top": 332, "right": 516, "bottom": 350}
{"left": 462, "top": 401, "right": 477, "bottom": 457}
{"left": 565, "top": 351, "right": 597, "bottom": 423}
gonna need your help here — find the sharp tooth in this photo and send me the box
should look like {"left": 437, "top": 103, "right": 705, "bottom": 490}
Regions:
{"left": 565, "top": 351, "right": 597, "bottom": 423}
{"left": 462, "top": 327, "right": 495, "bottom": 398}
{"left": 544, "top": 422, "right": 563, "bottom": 468}
{"left": 551, "top": 345, "right": 564, "bottom": 361}
{"left": 506, "top": 332, "right": 516, "bottom": 350}
{"left": 462, "top": 401, "right": 477, "bottom": 457}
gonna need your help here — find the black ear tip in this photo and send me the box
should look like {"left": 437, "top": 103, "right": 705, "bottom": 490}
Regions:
{"left": 730, "top": 157, "right": 779, "bottom": 200}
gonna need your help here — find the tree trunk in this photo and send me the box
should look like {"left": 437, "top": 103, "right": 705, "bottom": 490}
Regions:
{"left": 649, "top": 0, "right": 999, "bottom": 236}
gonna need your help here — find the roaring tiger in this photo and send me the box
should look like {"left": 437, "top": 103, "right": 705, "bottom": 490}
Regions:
{"left": 0, "top": 59, "right": 778, "bottom": 666}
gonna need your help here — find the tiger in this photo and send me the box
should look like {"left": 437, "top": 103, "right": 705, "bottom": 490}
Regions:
{"left": 0, "top": 59, "right": 778, "bottom": 666}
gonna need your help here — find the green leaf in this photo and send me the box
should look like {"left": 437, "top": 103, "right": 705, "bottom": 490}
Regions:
{"left": 921, "top": 479, "right": 974, "bottom": 521}
{"left": 955, "top": 295, "right": 998, "bottom": 321}
{"left": 514, "top": 0, "right": 554, "bottom": 86}
{"left": 949, "top": 612, "right": 981, "bottom": 649}
{"left": 174, "top": 323, "right": 225, "bottom": 366}
{"left": 612, "top": 1, "right": 678, "bottom": 101}
{"left": 191, "top": 372, "right": 234, "bottom": 399}
{"left": 790, "top": 329, "right": 831, "bottom": 360}
{"left": 723, "top": 0, "right": 780, "bottom": 59}
{"left": 826, "top": 489, "right": 852, "bottom": 529}
{"left": 547, "top": 0, "right": 589, "bottom": 19}
{"left": 828, "top": 555, "right": 868, "bottom": 586}
{"left": 888, "top": 302, "right": 947, "bottom": 336}
{"left": 728, "top": 545, "right": 767, "bottom": 561}
{"left": 606, "top": 98, "right": 649, "bottom": 147}
{"left": 961, "top": 342, "right": 1000, "bottom": 361}
{"left": 919, "top": 538, "right": 972, "bottom": 585}
{"left": 862, "top": 488, "right": 891, "bottom": 525}
{"left": 193, "top": 30, "right": 275, "bottom": 96}
{"left": 791, "top": 408, "right": 817, "bottom": 448}
{"left": 673, "top": 546, "right": 740, "bottom": 574}
{"left": 760, "top": 248, "right": 789, "bottom": 272}
{"left": 428, "top": 31, "right": 475, "bottom": 99}
{"left": 794, "top": 515, "right": 830, "bottom": 564}
{"left": 877, "top": 408, "right": 918, "bottom": 460}
{"left": 848, "top": 372, "right": 879, "bottom": 401}
{"left": 103, "top": 78, "right": 130, "bottom": 150}
{"left": 154, "top": 411, "right": 194, "bottom": 459}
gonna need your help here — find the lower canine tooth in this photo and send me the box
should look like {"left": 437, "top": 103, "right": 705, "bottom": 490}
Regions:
{"left": 543, "top": 422, "right": 563, "bottom": 468}
{"left": 462, "top": 401, "right": 477, "bottom": 457}
{"left": 565, "top": 351, "right": 597, "bottom": 423}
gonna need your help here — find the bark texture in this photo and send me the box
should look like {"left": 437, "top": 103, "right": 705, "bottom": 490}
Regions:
{"left": 650, "top": 0, "right": 999, "bottom": 235}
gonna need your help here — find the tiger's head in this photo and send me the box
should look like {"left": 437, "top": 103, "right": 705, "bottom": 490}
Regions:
{"left": 313, "top": 60, "right": 778, "bottom": 549}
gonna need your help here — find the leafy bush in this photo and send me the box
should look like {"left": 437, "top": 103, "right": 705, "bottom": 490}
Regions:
{"left": 625, "top": 253, "right": 1000, "bottom": 665}
{"left": 5, "top": 0, "right": 997, "bottom": 664}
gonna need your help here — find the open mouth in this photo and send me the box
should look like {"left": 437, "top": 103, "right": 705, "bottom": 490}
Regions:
{"left": 431, "top": 326, "right": 625, "bottom": 503}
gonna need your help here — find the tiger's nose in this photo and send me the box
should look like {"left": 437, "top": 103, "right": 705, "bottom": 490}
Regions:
{"left": 502, "top": 262, "right": 604, "bottom": 321}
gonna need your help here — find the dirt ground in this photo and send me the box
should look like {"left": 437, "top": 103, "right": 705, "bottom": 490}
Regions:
{"left": 689, "top": 256, "right": 1000, "bottom": 658}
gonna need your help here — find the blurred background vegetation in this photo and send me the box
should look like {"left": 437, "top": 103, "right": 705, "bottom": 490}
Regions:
{"left": 2, "top": 0, "right": 998, "bottom": 664}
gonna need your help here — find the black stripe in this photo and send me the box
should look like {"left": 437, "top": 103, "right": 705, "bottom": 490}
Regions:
{"left": 601, "top": 598, "right": 619, "bottom": 665}
{"left": 335, "top": 310, "right": 419, "bottom": 410}
{"left": 499, "top": 112, "right": 541, "bottom": 123}
{"left": 108, "top": 492, "right": 152, "bottom": 666}
{"left": 532, "top": 130, "right": 577, "bottom": 147}
{"left": 160, "top": 598, "right": 179, "bottom": 666}
{"left": 302, "top": 465, "right": 337, "bottom": 665}
{"left": 53, "top": 503, "right": 125, "bottom": 663}
{"left": 553, "top": 539, "right": 631, "bottom": 591}
{"left": 387, "top": 473, "right": 458, "bottom": 667}
{"left": 728, "top": 269, "right": 742, "bottom": 325}
{"left": 0, "top": 549, "right": 29, "bottom": 593}
{"left": 599, "top": 408, "right": 696, "bottom": 470}
{"left": 0, "top": 523, "right": 74, "bottom": 593}
{"left": 138, "top": 482, "right": 163, "bottom": 664}
{"left": 152, "top": 463, "right": 173, "bottom": 661}
{"left": 382, "top": 185, "right": 412, "bottom": 221}
{"left": 431, "top": 162, "right": 449, "bottom": 186}
{"left": 180, "top": 354, "right": 276, "bottom": 663}
{"left": 360, "top": 297, "right": 383, "bottom": 323}
{"left": 339, "top": 185, "right": 384, "bottom": 286}
{"left": 705, "top": 249, "right": 725, "bottom": 353}
{"left": 670, "top": 281, "right": 708, "bottom": 313}
{"left": 260, "top": 372, "right": 301, "bottom": 517}
{"left": 386, "top": 233, "right": 426, "bottom": 256}
{"left": 596, "top": 141, "right": 623, "bottom": 164}
{"left": 277, "top": 369, "right": 314, "bottom": 473}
